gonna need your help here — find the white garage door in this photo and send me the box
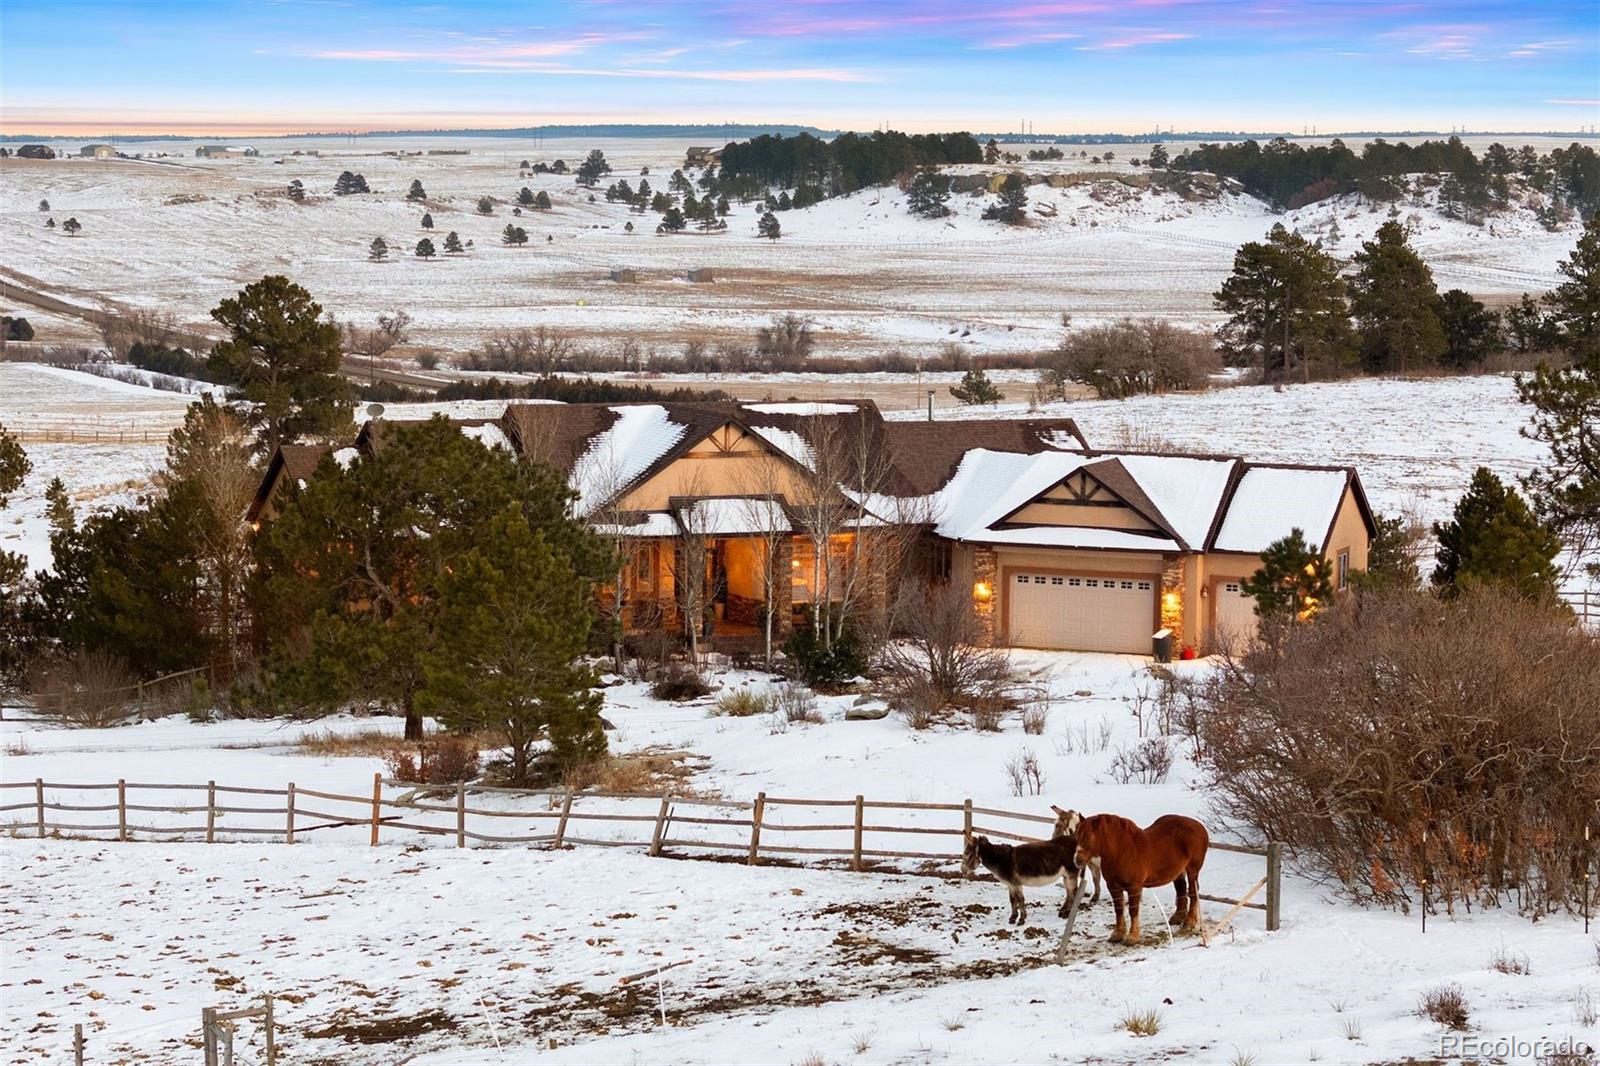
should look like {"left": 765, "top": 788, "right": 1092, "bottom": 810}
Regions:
{"left": 1008, "top": 572, "right": 1156, "bottom": 654}
{"left": 1211, "top": 579, "right": 1258, "bottom": 651}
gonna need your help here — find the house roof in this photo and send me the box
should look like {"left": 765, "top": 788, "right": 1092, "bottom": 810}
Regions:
{"left": 881, "top": 418, "right": 1088, "bottom": 495}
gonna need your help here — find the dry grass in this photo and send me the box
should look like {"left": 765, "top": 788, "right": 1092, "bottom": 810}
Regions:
{"left": 1118, "top": 1006, "right": 1161, "bottom": 1037}
{"left": 294, "top": 726, "right": 408, "bottom": 757}
{"left": 1489, "top": 944, "right": 1531, "bottom": 975}
{"left": 560, "top": 748, "right": 708, "bottom": 797}
{"left": 1021, "top": 702, "right": 1048, "bottom": 735}
{"left": 713, "top": 688, "right": 773, "bottom": 718}
{"left": 1418, "top": 983, "right": 1469, "bottom": 1031}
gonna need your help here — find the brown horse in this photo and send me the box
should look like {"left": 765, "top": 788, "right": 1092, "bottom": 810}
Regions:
{"left": 1051, "top": 806, "right": 1207, "bottom": 943}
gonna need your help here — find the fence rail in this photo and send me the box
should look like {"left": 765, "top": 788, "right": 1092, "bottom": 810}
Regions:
{"left": 1564, "top": 586, "right": 1599, "bottom": 629}
{"left": 3, "top": 775, "right": 1281, "bottom": 930}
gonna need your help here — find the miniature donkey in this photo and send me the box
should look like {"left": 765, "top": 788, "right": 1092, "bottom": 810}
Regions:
{"left": 961, "top": 832, "right": 1081, "bottom": 926}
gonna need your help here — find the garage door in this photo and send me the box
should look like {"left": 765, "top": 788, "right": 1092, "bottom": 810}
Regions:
{"left": 1210, "top": 579, "right": 1258, "bottom": 652}
{"left": 1007, "top": 572, "right": 1156, "bottom": 654}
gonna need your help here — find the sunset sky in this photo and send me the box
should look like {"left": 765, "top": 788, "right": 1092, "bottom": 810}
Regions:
{"left": 2, "top": 0, "right": 1597, "bottom": 136}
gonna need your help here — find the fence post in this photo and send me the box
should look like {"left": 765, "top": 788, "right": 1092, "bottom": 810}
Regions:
{"left": 1265, "top": 841, "right": 1282, "bottom": 932}
{"left": 206, "top": 781, "right": 216, "bottom": 843}
{"left": 73, "top": 1023, "right": 84, "bottom": 1066}
{"left": 456, "top": 783, "right": 466, "bottom": 848}
{"left": 369, "top": 773, "right": 382, "bottom": 847}
{"left": 263, "top": 994, "right": 276, "bottom": 1066}
{"left": 852, "top": 795, "right": 864, "bottom": 872}
{"left": 552, "top": 789, "right": 574, "bottom": 849}
{"left": 285, "top": 782, "right": 296, "bottom": 845}
{"left": 201, "top": 1006, "right": 219, "bottom": 1066}
{"left": 117, "top": 779, "right": 127, "bottom": 842}
{"left": 961, "top": 798, "right": 973, "bottom": 877}
{"left": 649, "top": 796, "right": 672, "bottom": 857}
{"left": 36, "top": 778, "right": 45, "bottom": 838}
{"left": 747, "top": 791, "right": 765, "bottom": 866}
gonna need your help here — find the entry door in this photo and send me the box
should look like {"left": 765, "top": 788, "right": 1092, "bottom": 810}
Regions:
{"left": 1008, "top": 572, "right": 1156, "bottom": 654}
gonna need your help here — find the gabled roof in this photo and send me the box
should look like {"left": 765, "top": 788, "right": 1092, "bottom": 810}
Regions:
{"left": 246, "top": 443, "right": 331, "bottom": 521}
{"left": 881, "top": 418, "right": 1087, "bottom": 495}
{"left": 1210, "top": 463, "right": 1371, "bottom": 554}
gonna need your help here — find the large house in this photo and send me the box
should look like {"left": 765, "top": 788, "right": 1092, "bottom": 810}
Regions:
{"left": 195, "top": 145, "right": 258, "bottom": 158}
{"left": 251, "top": 400, "right": 1372, "bottom": 656}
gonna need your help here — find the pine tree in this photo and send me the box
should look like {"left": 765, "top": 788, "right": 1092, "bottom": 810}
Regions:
{"left": 368, "top": 237, "right": 388, "bottom": 261}
{"left": 334, "top": 171, "right": 370, "bottom": 195}
{"left": 420, "top": 212, "right": 434, "bottom": 230}
{"left": 252, "top": 417, "right": 607, "bottom": 740}
{"left": 286, "top": 180, "right": 305, "bottom": 203}
{"left": 477, "top": 196, "right": 494, "bottom": 215}
{"left": 906, "top": 169, "right": 953, "bottom": 218}
{"left": 1544, "top": 214, "right": 1600, "bottom": 362}
{"left": 660, "top": 206, "right": 686, "bottom": 233}
{"left": 775, "top": 191, "right": 792, "bottom": 211}
{"left": 576, "top": 148, "right": 612, "bottom": 187}
{"left": 206, "top": 275, "right": 352, "bottom": 456}
{"left": 716, "top": 194, "right": 730, "bottom": 217}
{"left": 535, "top": 190, "right": 552, "bottom": 210}
{"left": 1505, "top": 292, "right": 1561, "bottom": 352}
{"left": 757, "top": 211, "right": 781, "bottom": 240}
{"left": 1432, "top": 467, "right": 1562, "bottom": 598}
{"left": 949, "top": 368, "right": 1003, "bottom": 404}
{"left": 1435, "top": 289, "right": 1501, "bottom": 367}
{"left": 61, "top": 217, "right": 81, "bottom": 236}
{"left": 406, "top": 179, "right": 426, "bottom": 201}
{"left": 443, "top": 230, "right": 464, "bottom": 254}
{"left": 982, "top": 174, "right": 1028, "bottom": 224}
{"left": 501, "top": 225, "right": 528, "bottom": 246}
{"left": 0, "top": 423, "right": 31, "bottom": 683}
{"left": 1351, "top": 512, "right": 1422, "bottom": 591}
{"left": 45, "top": 218, "right": 55, "bottom": 229}
{"left": 984, "top": 138, "right": 1000, "bottom": 165}
{"left": 415, "top": 237, "right": 436, "bottom": 259}
{"left": 635, "top": 179, "right": 652, "bottom": 211}
{"left": 1241, "top": 528, "right": 1334, "bottom": 620}
{"left": 517, "top": 186, "right": 535, "bottom": 207}
{"left": 1349, "top": 220, "right": 1446, "bottom": 373}
{"left": 1215, "top": 224, "right": 1356, "bottom": 381}
{"left": 669, "top": 169, "right": 692, "bottom": 196}
{"left": 38, "top": 199, "right": 49, "bottom": 212}
{"left": 418, "top": 506, "right": 606, "bottom": 782}
{"left": 1147, "top": 143, "right": 1169, "bottom": 169}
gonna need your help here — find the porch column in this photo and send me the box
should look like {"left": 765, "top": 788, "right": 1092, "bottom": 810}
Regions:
{"left": 859, "top": 532, "right": 889, "bottom": 634}
{"left": 973, "top": 546, "right": 998, "bottom": 647}
{"left": 773, "top": 537, "right": 795, "bottom": 640}
{"left": 1159, "top": 555, "right": 1186, "bottom": 650}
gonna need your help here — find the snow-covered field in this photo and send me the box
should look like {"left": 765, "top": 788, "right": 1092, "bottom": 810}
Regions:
{"left": 4, "top": 655, "right": 1598, "bottom": 1065}
{"left": 1, "top": 134, "right": 1587, "bottom": 357}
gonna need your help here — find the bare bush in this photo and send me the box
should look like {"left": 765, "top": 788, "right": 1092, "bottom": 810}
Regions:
{"left": 754, "top": 313, "right": 814, "bottom": 369}
{"left": 29, "top": 651, "right": 136, "bottom": 727}
{"left": 382, "top": 736, "right": 480, "bottom": 784}
{"left": 1106, "top": 737, "right": 1174, "bottom": 784}
{"left": 1489, "top": 944, "right": 1531, "bottom": 975}
{"left": 95, "top": 307, "right": 178, "bottom": 359}
{"left": 465, "top": 326, "right": 575, "bottom": 374}
{"left": 1192, "top": 586, "right": 1600, "bottom": 917}
{"left": 1042, "top": 318, "right": 1220, "bottom": 400}
{"left": 775, "top": 682, "right": 824, "bottom": 725}
{"left": 1021, "top": 699, "right": 1049, "bottom": 735}
{"left": 649, "top": 662, "right": 711, "bottom": 701}
{"left": 971, "top": 698, "right": 1004, "bottom": 732}
{"left": 1004, "top": 746, "right": 1046, "bottom": 797}
{"left": 879, "top": 581, "right": 1011, "bottom": 716}
{"left": 1418, "top": 984, "right": 1469, "bottom": 1030}
{"left": 342, "top": 310, "right": 412, "bottom": 361}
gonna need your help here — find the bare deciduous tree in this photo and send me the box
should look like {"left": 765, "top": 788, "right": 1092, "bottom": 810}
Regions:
{"left": 96, "top": 306, "right": 179, "bottom": 359}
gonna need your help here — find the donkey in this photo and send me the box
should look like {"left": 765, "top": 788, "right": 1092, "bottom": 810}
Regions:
{"left": 961, "top": 833, "right": 1080, "bottom": 926}
{"left": 1049, "top": 808, "right": 1104, "bottom": 906}
{"left": 1052, "top": 806, "right": 1208, "bottom": 944}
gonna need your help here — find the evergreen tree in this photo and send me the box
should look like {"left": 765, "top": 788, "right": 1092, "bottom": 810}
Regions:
{"left": 415, "top": 237, "right": 436, "bottom": 259}
{"left": 1351, "top": 512, "right": 1421, "bottom": 591}
{"left": 659, "top": 206, "right": 686, "bottom": 233}
{"left": 984, "top": 138, "right": 1000, "bottom": 165}
{"left": 334, "top": 171, "right": 370, "bottom": 195}
{"left": 368, "top": 237, "right": 388, "bottom": 261}
{"left": 443, "top": 230, "right": 464, "bottom": 254}
{"left": 949, "top": 367, "right": 1003, "bottom": 404}
{"left": 576, "top": 149, "right": 612, "bottom": 188}
{"left": 517, "top": 186, "right": 535, "bottom": 207}
{"left": 38, "top": 199, "right": 49, "bottom": 212}
{"left": 1241, "top": 528, "right": 1334, "bottom": 621}
{"left": 634, "top": 179, "right": 652, "bottom": 210}
{"left": 252, "top": 417, "right": 607, "bottom": 740}
{"left": 206, "top": 275, "right": 352, "bottom": 456}
{"left": 286, "top": 180, "right": 305, "bottom": 203}
{"left": 420, "top": 212, "right": 434, "bottom": 230}
{"left": 757, "top": 211, "right": 781, "bottom": 240}
{"left": 0, "top": 423, "right": 31, "bottom": 684}
{"left": 1214, "top": 223, "right": 1356, "bottom": 381}
{"left": 501, "top": 225, "right": 528, "bottom": 246}
{"left": 1544, "top": 214, "right": 1600, "bottom": 361}
{"left": 418, "top": 506, "right": 606, "bottom": 782}
{"left": 44, "top": 218, "right": 55, "bottom": 229}
{"left": 477, "top": 196, "right": 494, "bottom": 215}
{"left": 982, "top": 173, "right": 1028, "bottom": 224}
{"left": 716, "top": 194, "right": 730, "bottom": 217}
{"left": 1435, "top": 289, "right": 1501, "bottom": 367}
{"left": 650, "top": 191, "right": 672, "bottom": 213}
{"left": 1432, "top": 467, "right": 1562, "bottom": 599}
{"left": 624, "top": 221, "right": 634, "bottom": 233}
{"left": 406, "top": 178, "right": 426, "bottom": 201}
{"left": 1349, "top": 220, "right": 1446, "bottom": 373}
{"left": 775, "top": 191, "right": 792, "bottom": 211}
{"left": 1505, "top": 292, "right": 1561, "bottom": 353}
{"left": 669, "top": 169, "right": 692, "bottom": 196}
{"left": 906, "top": 169, "right": 953, "bottom": 218}
{"left": 61, "top": 217, "right": 81, "bottom": 236}
{"left": 534, "top": 190, "right": 552, "bottom": 210}
{"left": 1147, "top": 143, "right": 1169, "bottom": 169}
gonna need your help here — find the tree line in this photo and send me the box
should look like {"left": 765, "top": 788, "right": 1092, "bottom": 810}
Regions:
{"left": 715, "top": 130, "right": 982, "bottom": 199}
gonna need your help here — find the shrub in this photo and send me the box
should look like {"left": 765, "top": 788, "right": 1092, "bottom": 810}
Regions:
{"left": 784, "top": 621, "right": 866, "bottom": 689}
{"left": 1191, "top": 585, "right": 1600, "bottom": 917}
{"left": 774, "top": 682, "right": 823, "bottom": 724}
{"left": 1418, "top": 984, "right": 1469, "bottom": 1030}
{"left": 1004, "top": 746, "right": 1046, "bottom": 796}
{"left": 1118, "top": 1007, "right": 1161, "bottom": 1037}
{"left": 29, "top": 651, "right": 136, "bottom": 728}
{"left": 714, "top": 687, "right": 772, "bottom": 718}
{"left": 1021, "top": 701, "right": 1048, "bottom": 735}
{"left": 650, "top": 662, "right": 711, "bottom": 701}
{"left": 971, "top": 698, "right": 1004, "bottom": 732}
{"left": 879, "top": 581, "right": 1010, "bottom": 710}
{"left": 1106, "top": 738, "right": 1174, "bottom": 785}
{"left": 1489, "top": 944, "right": 1531, "bottom": 975}
{"left": 382, "top": 736, "right": 480, "bottom": 785}
{"left": 1043, "top": 319, "right": 1220, "bottom": 400}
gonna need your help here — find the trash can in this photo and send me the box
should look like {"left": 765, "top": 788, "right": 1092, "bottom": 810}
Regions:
{"left": 1151, "top": 628, "right": 1173, "bottom": 663}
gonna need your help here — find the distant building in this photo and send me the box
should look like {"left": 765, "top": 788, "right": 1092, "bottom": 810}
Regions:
{"left": 686, "top": 268, "right": 715, "bottom": 283}
{"left": 195, "top": 145, "right": 258, "bottom": 158}
{"left": 79, "top": 144, "right": 117, "bottom": 159}
{"left": 17, "top": 144, "right": 56, "bottom": 160}
{"left": 609, "top": 268, "right": 638, "bottom": 283}
{"left": 685, "top": 146, "right": 722, "bottom": 168}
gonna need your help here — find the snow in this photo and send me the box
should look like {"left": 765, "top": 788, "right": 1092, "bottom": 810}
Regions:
{"left": 743, "top": 401, "right": 859, "bottom": 415}
{"left": 746, "top": 425, "right": 814, "bottom": 470}
{"left": 677, "top": 496, "right": 790, "bottom": 536}
{"left": 569, "top": 405, "right": 687, "bottom": 515}
{"left": 460, "top": 422, "right": 511, "bottom": 451}
{"left": 592, "top": 512, "right": 678, "bottom": 538}
{"left": 978, "top": 525, "right": 1181, "bottom": 551}
{"left": 1112, "top": 454, "right": 1237, "bottom": 549}
{"left": 331, "top": 446, "right": 358, "bottom": 469}
{"left": 1213, "top": 466, "right": 1351, "bottom": 553}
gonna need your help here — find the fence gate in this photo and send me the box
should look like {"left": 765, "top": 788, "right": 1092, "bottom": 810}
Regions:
{"left": 201, "top": 996, "right": 275, "bottom": 1066}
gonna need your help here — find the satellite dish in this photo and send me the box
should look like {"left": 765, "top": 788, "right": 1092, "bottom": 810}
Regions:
{"left": 366, "top": 403, "right": 385, "bottom": 420}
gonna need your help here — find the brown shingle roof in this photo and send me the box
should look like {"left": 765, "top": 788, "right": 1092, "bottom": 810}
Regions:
{"left": 881, "top": 418, "right": 1088, "bottom": 495}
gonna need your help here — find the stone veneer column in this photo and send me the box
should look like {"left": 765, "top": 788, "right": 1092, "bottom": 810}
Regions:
{"left": 973, "top": 546, "right": 998, "bottom": 646}
{"left": 1159, "top": 555, "right": 1185, "bottom": 646}
{"left": 773, "top": 537, "right": 795, "bottom": 640}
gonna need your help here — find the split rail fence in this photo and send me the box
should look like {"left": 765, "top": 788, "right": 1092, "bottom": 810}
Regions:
{"left": 3, "top": 775, "right": 1281, "bottom": 931}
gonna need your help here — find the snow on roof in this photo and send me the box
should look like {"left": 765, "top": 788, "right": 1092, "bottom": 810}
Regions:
{"left": 978, "top": 526, "right": 1180, "bottom": 552}
{"left": 749, "top": 425, "right": 814, "bottom": 470}
{"left": 593, "top": 513, "right": 677, "bottom": 538}
{"left": 569, "top": 405, "right": 688, "bottom": 515}
{"left": 676, "top": 497, "right": 791, "bottom": 536}
{"left": 1212, "top": 466, "right": 1349, "bottom": 553}
{"left": 460, "top": 423, "right": 511, "bottom": 451}
{"left": 931, "top": 449, "right": 1093, "bottom": 540}
{"left": 743, "top": 402, "right": 858, "bottom": 415}
{"left": 1110, "top": 454, "right": 1237, "bottom": 549}
{"left": 332, "top": 447, "right": 359, "bottom": 469}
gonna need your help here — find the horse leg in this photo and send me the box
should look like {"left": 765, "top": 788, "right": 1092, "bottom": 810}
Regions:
{"left": 1010, "top": 885, "right": 1025, "bottom": 926}
{"left": 1127, "top": 886, "right": 1144, "bottom": 943}
{"left": 1183, "top": 864, "right": 1202, "bottom": 931}
{"left": 1172, "top": 874, "right": 1188, "bottom": 931}
{"left": 1110, "top": 888, "right": 1127, "bottom": 943}
{"left": 1090, "top": 860, "right": 1103, "bottom": 905}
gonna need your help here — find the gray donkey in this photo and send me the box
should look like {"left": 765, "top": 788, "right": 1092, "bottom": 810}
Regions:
{"left": 961, "top": 832, "right": 1081, "bottom": 926}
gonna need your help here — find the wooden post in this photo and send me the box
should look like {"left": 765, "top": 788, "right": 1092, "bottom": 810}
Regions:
{"left": 456, "top": 783, "right": 466, "bottom": 848}
{"left": 263, "top": 994, "right": 276, "bottom": 1066}
{"left": 201, "top": 1007, "right": 219, "bottom": 1066}
{"left": 285, "top": 783, "right": 296, "bottom": 844}
{"left": 73, "top": 1023, "right": 84, "bottom": 1066}
{"left": 649, "top": 796, "right": 672, "bottom": 857}
{"left": 852, "top": 795, "right": 864, "bottom": 872}
{"left": 117, "top": 779, "right": 127, "bottom": 842}
{"left": 35, "top": 778, "right": 44, "bottom": 838}
{"left": 369, "top": 772, "right": 382, "bottom": 847}
{"left": 961, "top": 799, "right": 973, "bottom": 878}
{"left": 747, "top": 792, "right": 765, "bottom": 866}
{"left": 1265, "top": 841, "right": 1282, "bottom": 932}
{"left": 206, "top": 780, "right": 216, "bottom": 843}
{"left": 552, "top": 789, "right": 574, "bottom": 849}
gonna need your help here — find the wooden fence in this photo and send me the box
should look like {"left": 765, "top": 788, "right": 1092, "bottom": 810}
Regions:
{"left": 1564, "top": 586, "right": 1599, "bottom": 630}
{"left": 2, "top": 775, "right": 1281, "bottom": 931}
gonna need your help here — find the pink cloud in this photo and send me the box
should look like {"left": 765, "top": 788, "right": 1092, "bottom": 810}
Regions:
{"left": 1077, "top": 31, "right": 1192, "bottom": 51}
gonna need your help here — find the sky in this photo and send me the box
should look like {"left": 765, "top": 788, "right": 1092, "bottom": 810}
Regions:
{"left": 1, "top": 0, "right": 1597, "bottom": 136}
